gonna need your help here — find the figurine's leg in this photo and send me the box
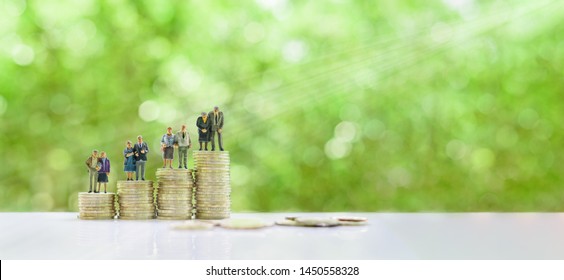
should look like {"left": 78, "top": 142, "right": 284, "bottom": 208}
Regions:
{"left": 178, "top": 148, "right": 182, "bottom": 168}
{"left": 204, "top": 142, "right": 208, "bottom": 151}
{"left": 88, "top": 170, "right": 93, "bottom": 192}
{"left": 210, "top": 131, "right": 215, "bottom": 151}
{"left": 94, "top": 171, "right": 99, "bottom": 192}
{"left": 141, "top": 161, "right": 146, "bottom": 180}
{"left": 135, "top": 163, "right": 139, "bottom": 180}
{"left": 199, "top": 142, "right": 202, "bottom": 150}
{"left": 218, "top": 132, "right": 223, "bottom": 151}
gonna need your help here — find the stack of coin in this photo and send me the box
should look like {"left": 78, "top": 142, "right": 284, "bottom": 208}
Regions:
{"left": 155, "top": 169, "right": 194, "bottom": 220}
{"left": 78, "top": 192, "right": 116, "bottom": 220}
{"left": 193, "top": 151, "right": 231, "bottom": 220}
{"left": 116, "top": 181, "right": 156, "bottom": 220}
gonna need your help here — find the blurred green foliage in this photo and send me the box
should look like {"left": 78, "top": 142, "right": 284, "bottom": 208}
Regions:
{"left": 0, "top": 0, "right": 563, "bottom": 212}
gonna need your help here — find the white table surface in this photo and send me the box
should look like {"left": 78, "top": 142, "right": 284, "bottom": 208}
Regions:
{"left": 1, "top": 212, "right": 563, "bottom": 259}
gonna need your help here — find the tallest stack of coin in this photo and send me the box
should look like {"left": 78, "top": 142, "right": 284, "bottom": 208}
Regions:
{"left": 116, "top": 181, "right": 156, "bottom": 220}
{"left": 155, "top": 169, "right": 194, "bottom": 220}
{"left": 78, "top": 192, "right": 116, "bottom": 220}
{"left": 193, "top": 151, "right": 231, "bottom": 220}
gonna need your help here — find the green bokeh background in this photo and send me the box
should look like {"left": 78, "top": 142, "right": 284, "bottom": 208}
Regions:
{"left": 0, "top": 0, "right": 563, "bottom": 212}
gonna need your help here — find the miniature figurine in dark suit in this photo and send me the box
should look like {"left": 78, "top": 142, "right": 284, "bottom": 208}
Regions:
{"left": 208, "top": 106, "right": 224, "bottom": 151}
{"left": 196, "top": 112, "right": 211, "bottom": 151}
{"left": 133, "top": 135, "right": 149, "bottom": 181}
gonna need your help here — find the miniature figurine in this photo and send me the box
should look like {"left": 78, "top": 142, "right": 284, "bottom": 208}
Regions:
{"left": 208, "top": 106, "right": 224, "bottom": 151}
{"left": 196, "top": 112, "right": 211, "bottom": 151}
{"left": 175, "top": 124, "right": 192, "bottom": 169}
{"left": 133, "top": 135, "right": 149, "bottom": 181}
{"left": 85, "top": 150, "right": 99, "bottom": 193}
{"left": 161, "top": 127, "right": 175, "bottom": 169}
{"left": 123, "top": 140, "right": 136, "bottom": 181}
{"left": 97, "top": 151, "right": 111, "bottom": 193}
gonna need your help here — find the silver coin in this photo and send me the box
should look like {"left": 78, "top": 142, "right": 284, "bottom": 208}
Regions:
{"left": 294, "top": 217, "right": 340, "bottom": 227}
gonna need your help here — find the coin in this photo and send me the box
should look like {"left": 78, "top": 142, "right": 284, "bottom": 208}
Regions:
{"left": 276, "top": 219, "right": 299, "bottom": 226}
{"left": 79, "top": 216, "right": 115, "bottom": 220}
{"left": 294, "top": 217, "right": 340, "bottom": 227}
{"left": 118, "top": 216, "right": 155, "bottom": 220}
{"left": 196, "top": 214, "right": 230, "bottom": 220}
{"left": 333, "top": 216, "right": 367, "bottom": 222}
{"left": 157, "top": 216, "right": 191, "bottom": 220}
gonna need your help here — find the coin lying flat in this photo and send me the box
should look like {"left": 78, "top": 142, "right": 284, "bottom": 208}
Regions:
{"left": 333, "top": 216, "right": 367, "bottom": 222}
{"left": 332, "top": 216, "right": 368, "bottom": 226}
{"left": 276, "top": 219, "right": 299, "bottom": 226}
{"left": 338, "top": 221, "right": 368, "bottom": 226}
{"left": 219, "top": 219, "right": 273, "bottom": 230}
{"left": 172, "top": 221, "right": 215, "bottom": 230}
{"left": 293, "top": 217, "right": 340, "bottom": 227}
{"left": 276, "top": 217, "right": 341, "bottom": 227}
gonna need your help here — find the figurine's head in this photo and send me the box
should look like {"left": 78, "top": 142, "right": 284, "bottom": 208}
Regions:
{"left": 92, "top": 150, "right": 98, "bottom": 157}
{"left": 201, "top": 112, "right": 206, "bottom": 117}
{"left": 214, "top": 106, "right": 219, "bottom": 112}
{"left": 167, "top": 127, "right": 172, "bottom": 134}
{"left": 100, "top": 151, "right": 106, "bottom": 158}
{"left": 137, "top": 135, "right": 143, "bottom": 143}
{"left": 181, "top": 124, "right": 186, "bottom": 131}
{"left": 126, "top": 140, "right": 132, "bottom": 148}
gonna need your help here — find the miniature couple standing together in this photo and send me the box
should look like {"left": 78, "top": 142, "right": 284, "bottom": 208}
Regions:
{"left": 123, "top": 135, "right": 149, "bottom": 181}
{"left": 160, "top": 106, "right": 225, "bottom": 169}
{"left": 196, "top": 106, "right": 224, "bottom": 151}
{"left": 161, "top": 125, "right": 192, "bottom": 169}
{"left": 85, "top": 150, "right": 111, "bottom": 193}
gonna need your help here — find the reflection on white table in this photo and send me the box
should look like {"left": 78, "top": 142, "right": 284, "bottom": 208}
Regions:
{"left": 1, "top": 212, "right": 563, "bottom": 259}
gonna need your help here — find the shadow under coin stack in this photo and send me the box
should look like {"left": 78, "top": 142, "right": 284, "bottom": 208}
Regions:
{"left": 78, "top": 192, "right": 116, "bottom": 220}
{"left": 194, "top": 151, "right": 231, "bottom": 220}
{"left": 116, "top": 181, "right": 156, "bottom": 220}
{"left": 155, "top": 169, "right": 194, "bottom": 220}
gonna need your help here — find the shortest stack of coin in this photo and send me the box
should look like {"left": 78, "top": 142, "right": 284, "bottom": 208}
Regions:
{"left": 78, "top": 192, "right": 116, "bottom": 220}
{"left": 117, "top": 180, "right": 156, "bottom": 220}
